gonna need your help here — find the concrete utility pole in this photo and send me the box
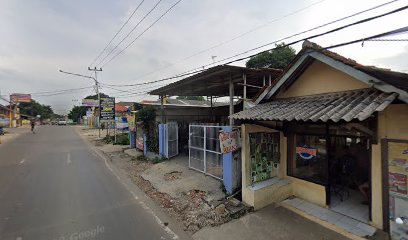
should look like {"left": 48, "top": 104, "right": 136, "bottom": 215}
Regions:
{"left": 88, "top": 67, "right": 102, "bottom": 138}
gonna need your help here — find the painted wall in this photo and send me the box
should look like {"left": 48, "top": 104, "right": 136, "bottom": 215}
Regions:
{"left": 371, "top": 103, "right": 408, "bottom": 229}
{"left": 241, "top": 123, "right": 328, "bottom": 209}
{"left": 277, "top": 60, "right": 368, "bottom": 98}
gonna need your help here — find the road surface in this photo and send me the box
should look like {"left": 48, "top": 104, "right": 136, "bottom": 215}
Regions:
{"left": 0, "top": 125, "right": 184, "bottom": 240}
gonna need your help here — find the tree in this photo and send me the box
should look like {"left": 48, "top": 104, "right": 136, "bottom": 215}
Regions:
{"left": 19, "top": 100, "right": 54, "bottom": 120}
{"left": 176, "top": 96, "right": 205, "bottom": 101}
{"left": 67, "top": 93, "right": 109, "bottom": 122}
{"left": 68, "top": 106, "right": 87, "bottom": 123}
{"left": 246, "top": 43, "right": 296, "bottom": 69}
{"left": 84, "top": 93, "right": 109, "bottom": 100}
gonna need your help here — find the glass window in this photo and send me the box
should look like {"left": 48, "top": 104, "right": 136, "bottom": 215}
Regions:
{"left": 289, "top": 134, "right": 328, "bottom": 185}
{"left": 249, "top": 132, "right": 280, "bottom": 184}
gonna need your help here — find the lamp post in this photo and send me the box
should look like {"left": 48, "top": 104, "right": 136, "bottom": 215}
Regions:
{"left": 59, "top": 70, "right": 101, "bottom": 137}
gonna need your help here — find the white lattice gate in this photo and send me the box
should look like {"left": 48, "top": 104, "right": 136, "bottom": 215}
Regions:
{"left": 189, "top": 125, "right": 223, "bottom": 180}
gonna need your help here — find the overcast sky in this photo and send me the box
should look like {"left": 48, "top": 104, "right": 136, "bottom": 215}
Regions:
{"left": 0, "top": 0, "right": 407, "bottom": 114}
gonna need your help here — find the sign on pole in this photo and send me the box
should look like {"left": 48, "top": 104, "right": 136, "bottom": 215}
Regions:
{"left": 219, "top": 129, "right": 241, "bottom": 154}
{"left": 82, "top": 99, "right": 99, "bottom": 107}
{"left": 10, "top": 93, "right": 31, "bottom": 103}
{"left": 100, "top": 97, "right": 115, "bottom": 122}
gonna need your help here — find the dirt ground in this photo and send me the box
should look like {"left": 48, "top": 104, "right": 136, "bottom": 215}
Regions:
{"left": 80, "top": 128, "right": 232, "bottom": 233}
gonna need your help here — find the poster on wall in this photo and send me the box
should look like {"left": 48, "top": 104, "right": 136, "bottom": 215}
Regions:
{"left": 219, "top": 129, "right": 241, "bottom": 154}
{"left": 296, "top": 146, "right": 317, "bottom": 160}
{"left": 387, "top": 141, "right": 408, "bottom": 240}
{"left": 389, "top": 172, "right": 407, "bottom": 195}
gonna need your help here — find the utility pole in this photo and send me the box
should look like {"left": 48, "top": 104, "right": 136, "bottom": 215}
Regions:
{"left": 88, "top": 67, "right": 102, "bottom": 137}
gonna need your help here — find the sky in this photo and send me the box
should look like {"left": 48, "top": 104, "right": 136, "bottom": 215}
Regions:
{"left": 0, "top": 0, "right": 407, "bottom": 114}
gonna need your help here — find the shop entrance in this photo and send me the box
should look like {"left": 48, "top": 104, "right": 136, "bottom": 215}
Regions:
{"left": 328, "top": 136, "right": 370, "bottom": 223}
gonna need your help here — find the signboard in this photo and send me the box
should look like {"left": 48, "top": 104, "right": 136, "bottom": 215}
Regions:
{"left": 115, "top": 117, "right": 129, "bottom": 130}
{"left": 82, "top": 99, "right": 99, "bottom": 107}
{"left": 296, "top": 146, "right": 317, "bottom": 160}
{"left": 219, "top": 129, "right": 240, "bottom": 154}
{"left": 100, "top": 97, "right": 115, "bottom": 122}
{"left": 10, "top": 93, "right": 31, "bottom": 103}
{"left": 86, "top": 110, "right": 93, "bottom": 117}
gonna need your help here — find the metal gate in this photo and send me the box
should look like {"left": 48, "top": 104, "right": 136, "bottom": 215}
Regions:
{"left": 189, "top": 125, "right": 223, "bottom": 180}
{"left": 160, "top": 122, "right": 179, "bottom": 158}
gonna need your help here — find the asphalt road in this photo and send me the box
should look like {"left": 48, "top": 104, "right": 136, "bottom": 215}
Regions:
{"left": 0, "top": 126, "right": 184, "bottom": 240}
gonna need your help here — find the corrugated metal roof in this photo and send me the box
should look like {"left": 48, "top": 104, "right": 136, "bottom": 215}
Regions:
{"left": 231, "top": 88, "right": 398, "bottom": 122}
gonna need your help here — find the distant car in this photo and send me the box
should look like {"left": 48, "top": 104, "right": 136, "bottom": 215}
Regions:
{"left": 58, "top": 120, "right": 67, "bottom": 125}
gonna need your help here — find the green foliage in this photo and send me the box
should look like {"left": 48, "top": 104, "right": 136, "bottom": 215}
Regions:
{"left": 114, "top": 133, "right": 130, "bottom": 145}
{"left": 103, "top": 134, "right": 114, "bottom": 144}
{"left": 102, "top": 133, "right": 129, "bottom": 145}
{"left": 136, "top": 155, "right": 148, "bottom": 161}
{"left": 176, "top": 96, "right": 205, "bottom": 101}
{"left": 152, "top": 155, "right": 166, "bottom": 164}
{"left": 68, "top": 106, "right": 87, "bottom": 122}
{"left": 84, "top": 93, "right": 109, "bottom": 100}
{"left": 137, "top": 106, "right": 156, "bottom": 131}
{"left": 19, "top": 100, "right": 54, "bottom": 120}
{"left": 146, "top": 134, "right": 159, "bottom": 153}
{"left": 246, "top": 43, "right": 296, "bottom": 69}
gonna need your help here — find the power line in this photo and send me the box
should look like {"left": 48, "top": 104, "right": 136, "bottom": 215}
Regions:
{"left": 104, "top": 0, "right": 402, "bottom": 87}
{"left": 33, "top": 88, "right": 94, "bottom": 97}
{"left": 175, "top": 4, "right": 408, "bottom": 75}
{"left": 96, "top": 0, "right": 164, "bottom": 67}
{"left": 126, "top": 0, "right": 328, "bottom": 80}
{"left": 30, "top": 86, "right": 94, "bottom": 95}
{"left": 100, "top": 83, "right": 168, "bottom": 97}
{"left": 89, "top": 0, "right": 146, "bottom": 67}
{"left": 100, "top": 0, "right": 183, "bottom": 67}
{"left": 100, "top": 68, "right": 204, "bottom": 87}
{"left": 142, "top": 26, "right": 408, "bottom": 95}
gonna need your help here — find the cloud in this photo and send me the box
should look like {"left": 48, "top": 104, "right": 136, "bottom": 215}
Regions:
{"left": 0, "top": 0, "right": 407, "bottom": 114}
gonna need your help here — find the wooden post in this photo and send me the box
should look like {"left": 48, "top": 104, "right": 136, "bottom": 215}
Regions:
{"left": 229, "top": 75, "right": 234, "bottom": 126}
{"left": 243, "top": 73, "right": 247, "bottom": 110}
{"left": 160, "top": 95, "right": 164, "bottom": 123}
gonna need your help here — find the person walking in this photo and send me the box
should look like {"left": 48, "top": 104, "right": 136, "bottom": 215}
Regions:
{"left": 30, "top": 119, "right": 35, "bottom": 134}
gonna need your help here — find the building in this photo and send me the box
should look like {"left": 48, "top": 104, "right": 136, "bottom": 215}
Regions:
{"left": 148, "top": 65, "right": 283, "bottom": 194}
{"left": 0, "top": 104, "right": 11, "bottom": 127}
{"left": 231, "top": 41, "right": 408, "bottom": 238}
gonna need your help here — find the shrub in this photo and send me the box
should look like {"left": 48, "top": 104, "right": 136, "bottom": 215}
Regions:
{"left": 113, "top": 133, "right": 130, "bottom": 145}
{"left": 136, "top": 155, "right": 148, "bottom": 161}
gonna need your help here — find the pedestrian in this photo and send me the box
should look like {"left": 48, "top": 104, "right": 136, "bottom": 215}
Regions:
{"left": 30, "top": 119, "right": 35, "bottom": 134}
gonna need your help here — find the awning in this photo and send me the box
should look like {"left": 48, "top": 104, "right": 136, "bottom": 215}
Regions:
{"left": 231, "top": 88, "right": 398, "bottom": 122}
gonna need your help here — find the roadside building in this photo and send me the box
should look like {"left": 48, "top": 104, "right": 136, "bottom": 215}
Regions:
{"left": 0, "top": 104, "right": 11, "bottom": 127}
{"left": 231, "top": 41, "right": 408, "bottom": 238}
{"left": 148, "top": 65, "right": 282, "bottom": 194}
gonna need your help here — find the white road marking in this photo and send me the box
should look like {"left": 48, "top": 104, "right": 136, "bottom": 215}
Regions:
{"left": 19, "top": 159, "right": 25, "bottom": 165}
{"left": 67, "top": 153, "right": 72, "bottom": 164}
{"left": 16, "top": 237, "right": 22, "bottom": 240}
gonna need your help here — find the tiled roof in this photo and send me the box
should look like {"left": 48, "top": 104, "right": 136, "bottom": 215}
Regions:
{"left": 231, "top": 88, "right": 397, "bottom": 122}
{"left": 302, "top": 41, "right": 408, "bottom": 91}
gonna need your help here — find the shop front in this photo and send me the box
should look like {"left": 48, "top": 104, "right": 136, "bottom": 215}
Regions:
{"left": 231, "top": 41, "right": 408, "bottom": 237}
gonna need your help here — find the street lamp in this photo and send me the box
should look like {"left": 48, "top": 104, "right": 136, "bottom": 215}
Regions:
{"left": 59, "top": 69, "right": 101, "bottom": 137}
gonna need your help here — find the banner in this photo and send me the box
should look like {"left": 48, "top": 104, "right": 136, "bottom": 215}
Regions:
{"left": 100, "top": 97, "right": 115, "bottom": 122}
{"left": 10, "top": 93, "right": 31, "bottom": 103}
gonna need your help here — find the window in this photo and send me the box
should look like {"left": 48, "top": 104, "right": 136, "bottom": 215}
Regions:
{"left": 288, "top": 134, "right": 328, "bottom": 185}
{"left": 249, "top": 132, "right": 280, "bottom": 184}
